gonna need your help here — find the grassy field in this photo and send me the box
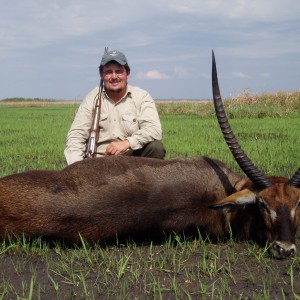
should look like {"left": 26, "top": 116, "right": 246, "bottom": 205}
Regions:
{"left": 0, "top": 91, "right": 300, "bottom": 299}
{"left": 1, "top": 91, "right": 300, "bottom": 177}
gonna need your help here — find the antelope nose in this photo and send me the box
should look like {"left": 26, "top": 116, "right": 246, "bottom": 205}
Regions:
{"left": 288, "top": 248, "right": 295, "bottom": 256}
{"left": 273, "top": 242, "right": 296, "bottom": 258}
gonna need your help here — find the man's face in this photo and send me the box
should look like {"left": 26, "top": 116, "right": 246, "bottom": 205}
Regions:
{"left": 101, "top": 62, "right": 129, "bottom": 94}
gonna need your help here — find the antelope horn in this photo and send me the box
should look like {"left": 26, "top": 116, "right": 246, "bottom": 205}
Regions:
{"left": 211, "top": 50, "right": 272, "bottom": 190}
{"left": 288, "top": 168, "right": 300, "bottom": 187}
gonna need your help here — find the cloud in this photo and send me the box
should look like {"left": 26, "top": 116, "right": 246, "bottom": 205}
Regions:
{"left": 0, "top": 1, "right": 156, "bottom": 52}
{"left": 166, "top": 0, "right": 300, "bottom": 21}
{"left": 232, "top": 72, "right": 248, "bottom": 78}
{"left": 259, "top": 73, "right": 271, "bottom": 78}
{"left": 173, "top": 66, "right": 189, "bottom": 78}
{"left": 0, "top": 0, "right": 299, "bottom": 100}
{"left": 135, "top": 70, "right": 169, "bottom": 80}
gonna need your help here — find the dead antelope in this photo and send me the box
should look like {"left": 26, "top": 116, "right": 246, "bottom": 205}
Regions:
{"left": 0, "top": 52, "right": 299, "bottom": 259}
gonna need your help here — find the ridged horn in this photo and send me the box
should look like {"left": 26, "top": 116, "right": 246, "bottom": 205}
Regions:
{"left": 288, "top": 168, "right": 300, "bottom": 187}
{"left": 212, "top": 50, "right": 272, "bottom": 190}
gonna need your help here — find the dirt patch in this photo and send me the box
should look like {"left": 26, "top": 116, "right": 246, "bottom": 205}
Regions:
{"left": 1, "top": 233, "right": 299, "bottom": 299}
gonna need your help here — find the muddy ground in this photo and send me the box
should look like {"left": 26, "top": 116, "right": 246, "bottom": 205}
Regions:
{"left": 1, "top": 234, "right": 300, "bottom": 299}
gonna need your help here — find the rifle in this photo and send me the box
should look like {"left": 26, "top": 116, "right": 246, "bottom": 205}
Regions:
{"left": 84, "top": 79, "right": 104, "bottom": 159}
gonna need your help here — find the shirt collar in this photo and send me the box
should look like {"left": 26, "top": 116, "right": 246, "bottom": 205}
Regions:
{"left": 103, "top": 84, "right": 132, "bottom": 103}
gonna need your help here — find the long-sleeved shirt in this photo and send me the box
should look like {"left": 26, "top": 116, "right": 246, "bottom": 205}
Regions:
{"left": 64, "top": 84, "right": 163, "bottom": 165}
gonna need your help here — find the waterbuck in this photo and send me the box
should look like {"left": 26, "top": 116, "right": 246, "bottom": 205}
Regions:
{"left": 0, "top": 52, "right": 299, "bottom": 259}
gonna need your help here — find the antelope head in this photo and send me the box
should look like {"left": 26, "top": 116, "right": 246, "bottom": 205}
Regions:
{"left": 210, "top": 51, "right": 300, "bottom": 259}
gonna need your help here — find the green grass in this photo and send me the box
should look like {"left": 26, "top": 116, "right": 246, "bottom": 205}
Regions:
{"left": 161, "top": 114, "right": 300, "bottom": 176}
{"left": 0, "top": 93, "right": 300, "bottom": 299}
{"left": 0, "top": 233, "right": 298, "bottom": 299}
{"left": 0, "top": 105, "right": 76, "bottom": 176}
{"left": 1, "top": 100, "right": 300, "bottom": 177}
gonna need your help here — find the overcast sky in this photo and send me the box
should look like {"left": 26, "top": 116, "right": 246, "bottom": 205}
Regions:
{"left": 0, "top": 0, "right": 299, "bottom": 101}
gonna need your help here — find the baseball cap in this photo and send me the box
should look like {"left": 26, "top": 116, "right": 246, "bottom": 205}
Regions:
{"left": 100, "top": 50, "right": 128, "bottom": 66}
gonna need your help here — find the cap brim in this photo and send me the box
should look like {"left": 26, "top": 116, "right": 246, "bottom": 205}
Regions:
{"left": 101, "top": 58, "right": 126, "bottom": 66}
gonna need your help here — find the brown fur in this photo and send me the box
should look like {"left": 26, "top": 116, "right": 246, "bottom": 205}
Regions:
{"left": 0, "top": 155, "right": 299, "bottom": 258}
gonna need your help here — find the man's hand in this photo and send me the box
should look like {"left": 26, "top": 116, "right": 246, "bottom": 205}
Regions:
{"left": 106, "top": 140, "right": 130, "bottom": 156}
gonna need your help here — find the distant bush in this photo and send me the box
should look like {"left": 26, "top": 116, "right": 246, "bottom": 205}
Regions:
{"left": 156, "top": 90, "right": 300, "bottom": 118}
{"left": 0, "top": 97, "right": 56, "bottom": 102}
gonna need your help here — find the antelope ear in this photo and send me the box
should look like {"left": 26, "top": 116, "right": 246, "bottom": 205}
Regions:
{"left": 209, "top": 189, "right": 257, "bottom": 213}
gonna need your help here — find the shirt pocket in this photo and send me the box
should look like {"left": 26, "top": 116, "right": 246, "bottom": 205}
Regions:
{"left": 98, "top": 113, "right": 109, "bottom": 140}
{"left": 100, "top": 113, "right": 108, "bottom": 122}
{"left": 121, "top": 114, "right": 139, "bottom": 136}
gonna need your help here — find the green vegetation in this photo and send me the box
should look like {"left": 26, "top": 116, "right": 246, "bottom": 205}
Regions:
{"left": 0, "top": 91, "right": 300, "bottom": 299}
{"left": 1, "top": 90, "right": 300, "bottom": 177}
{"left": 0, "top": 105, "right": 77, "bottom": 176}
{"left": 0, "top": 97, "right": 64, "bottom": 102}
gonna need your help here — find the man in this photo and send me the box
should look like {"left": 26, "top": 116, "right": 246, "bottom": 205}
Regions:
{"left": 64, "top": 49, "right": 166, "bottom": 165}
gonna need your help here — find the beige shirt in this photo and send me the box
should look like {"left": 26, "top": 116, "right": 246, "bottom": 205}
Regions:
{"left": 64, "top": 84, "right": 163, "bottom": 164}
